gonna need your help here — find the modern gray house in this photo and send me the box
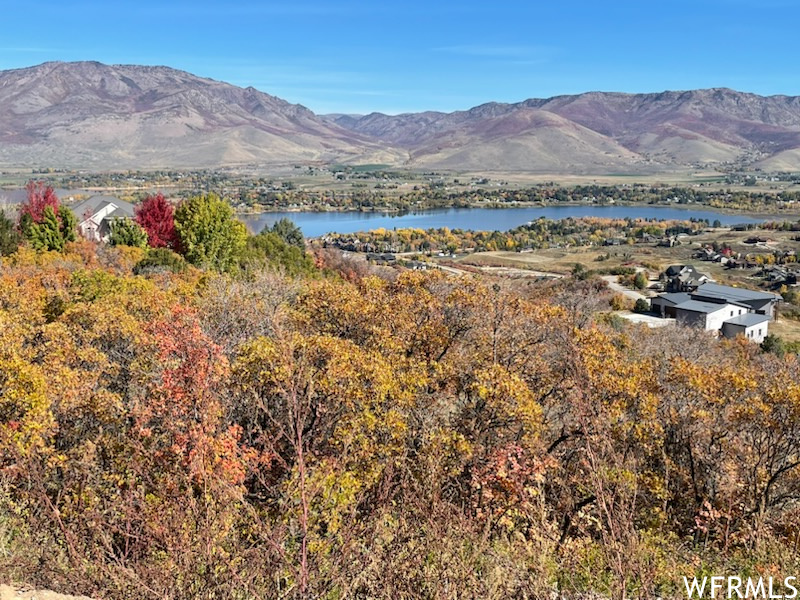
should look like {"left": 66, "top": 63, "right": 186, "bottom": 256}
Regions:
{"left": 650, "top": 282, "right": 781, "bottom": 342}
{"left": 689, "top": 282, "right": 781, "bottom": 318}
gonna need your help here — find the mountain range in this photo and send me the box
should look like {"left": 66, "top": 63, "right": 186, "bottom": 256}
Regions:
{"left": 2, "top": 61, "right": 800, "bottom": 173}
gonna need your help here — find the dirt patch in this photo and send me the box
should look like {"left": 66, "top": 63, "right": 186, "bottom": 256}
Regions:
{"left": 0, "top": 585, "right": 93, "bottom": 600}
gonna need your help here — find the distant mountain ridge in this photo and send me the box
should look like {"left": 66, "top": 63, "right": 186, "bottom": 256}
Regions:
{"left": 328, "top": 88, "right": 800, "bottom": 172}
{"left": 2, "top": 61, "right": 800, "bottom": 172}
{"left": 0, "top": 61, "right": 403, "bottom": 169}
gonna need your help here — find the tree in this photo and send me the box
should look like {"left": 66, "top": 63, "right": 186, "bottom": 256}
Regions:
{"left": 15, "top": 182, "right": 75, "bottom": 251}
{"left": 266, "top": 217, "right": 305, "bottom": 249}
{"left": 761, "top": 333, "right": 786, "bottom": 357}
{"left": 633, "top": 298, "right": 650, "bottom": 313}
{"left": 174, "top": 193, "right": 247, "bottom": 272}
{"left": 27, "top": 206, "right": 65, "bottom": 251}
{"left": 134, "top": 192, "right": 179, "bottom": 249}
{"left": 109, "top": 218, "right": 148, "bottom": 248}
{"left": 58, "top": 205, "right": 77, "bottom": 244}
{"left": 240, "top": 230, "right": 317, "bottom": 277}
{"left": 0, "top": 210, "right": 21, "bottom": 256}
{"left": 133, "top": 247, "right": 187, "bottom": 275}
{"left": 633, "top": 271, "right": 649, "bottom": 290}
{"left": 19, "top": 180, "right": 59, "bottom": 225}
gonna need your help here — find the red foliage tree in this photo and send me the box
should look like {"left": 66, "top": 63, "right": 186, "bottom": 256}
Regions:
{"left": 20, "top": 180, "right": 59, "bottom": 224}
{"left": 134, "top": 192, "right": 179, "bottom": 249}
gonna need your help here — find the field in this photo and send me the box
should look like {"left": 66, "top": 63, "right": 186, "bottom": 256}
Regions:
{"left": 457, "top": 227, "right": 799, "bottom": 281}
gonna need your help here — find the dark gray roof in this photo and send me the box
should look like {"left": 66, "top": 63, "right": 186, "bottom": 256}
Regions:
{"left": 69, "top": 195, "right": 135, "bottom": 219}
{"left": 665, "top": 264, "right": 689, "bottom": 276}
{"left": 107, "top": 207, "right": 132, "bottom": 219}
{"left": 724, "top": 313, "right": 771, "bottom": 328}
{"left": 674, "top": 300, "right": 734, "bottom": 314}
{"left": 654, "top": 292, "right": 691, "bottom": 305}
{"left": 694, "top": 282, "right": 779, "bottom": 303}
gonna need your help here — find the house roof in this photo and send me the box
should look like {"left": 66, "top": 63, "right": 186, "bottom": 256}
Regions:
{"left": 653, "top": 292, "right": 691, "bottom": 305}
{"left": 69, "top": 195, "right": 135, "bottom": 220}
{"left": 723, "top": 313, "right": 771, "bottom": 328}
{"left": 694, "top": 282, "right": 779, "bottom": 303}
{"left": 674, "top": 300, "right": 733, "bottom": 315}
{"left": 665, "top": 264, "right": 706, "bottom": 277}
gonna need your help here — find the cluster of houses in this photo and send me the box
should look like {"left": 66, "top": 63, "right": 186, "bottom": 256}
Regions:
{"left": 323, "top": 235, "right": 400, "bottom": 254}
{"left": 693, "top": 244, "right": 798, "bottom": 271}
{"left": 364, "top": 252, "right": 432, "bottom": 271}
{"left": 650, "top": 265, "right": 781, "bottom": 344}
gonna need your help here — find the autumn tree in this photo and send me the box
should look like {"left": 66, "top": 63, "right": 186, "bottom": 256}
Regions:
{"left": 132, "top": 247, "right": 187, "bottom": 275}
{"left": 18, "top": 180, "right": 59, "bottom": 226}
{"left": 134, "top": 192, "right": 179, "bottom": 249}
{"left": 16, "top": 182, "right": 76, "bottom": 251}
{"left": 174, "top": 193, "right": 246, "bottom": 272}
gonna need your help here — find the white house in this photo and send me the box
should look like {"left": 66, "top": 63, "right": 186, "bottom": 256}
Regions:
{"left": 721, "top": 313, "right": 771, "bottom": 344}
{"left": 70, "top": 196, "right": 135, "bottom": 242}
{"left": 651, "top": 282, "right": 780, "bottom": 343}
{"left": 673, "top": 300, "right": 748, "bottom": 332}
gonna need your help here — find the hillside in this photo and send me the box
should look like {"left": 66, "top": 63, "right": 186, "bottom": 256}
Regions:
{"left": 0, "top": 61, "right": 404, "bottom": 169}
{"left": 3, "top": 62, "right": 800, "bottom": 173}
{"left": 330, "top": 88, "right": 800, "bottom": 172}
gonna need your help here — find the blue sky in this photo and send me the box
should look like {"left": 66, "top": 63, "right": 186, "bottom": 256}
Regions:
{"left": 0, "top": 0, "right": 796, "bottom": 114}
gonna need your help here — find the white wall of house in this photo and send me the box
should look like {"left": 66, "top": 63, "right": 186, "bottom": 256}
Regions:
{"left": 676, "top": 304, "right": 738, "bottom": 331}
{"left": 723, "top": 322, "right": 769, "bottom": 344}
{"left": 744, "top": 322, "right": 768, "bottom": 344}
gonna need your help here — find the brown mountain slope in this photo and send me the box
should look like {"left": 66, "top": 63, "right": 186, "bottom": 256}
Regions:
{"left": 0, "top": 61, "right": 405, "bottom": 169}
{"left": 409, "top": 108, "right": 643, "bottom": 173}
{"left": 331, "top": 89, "right": 800, "bottom": 171}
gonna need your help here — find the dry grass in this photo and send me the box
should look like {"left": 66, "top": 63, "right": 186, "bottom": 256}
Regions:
{"left": 770, "top": 317, "right": 800, "bottom": 342}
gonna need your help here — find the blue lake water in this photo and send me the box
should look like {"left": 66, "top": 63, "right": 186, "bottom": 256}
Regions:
{"left": 238, "top": 205, "right": 766, "bottom": 238}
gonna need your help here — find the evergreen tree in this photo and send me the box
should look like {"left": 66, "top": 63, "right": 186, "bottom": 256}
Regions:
{"left": 0, "top": 210, "right": 22, "bottom": 256}
{"left": 109, "top": 218, "right": 148, "bottom": 248}
{"left": 267, "top": 217, "right": 305, "bottom": 249}
{"left": 28, "top": 206, "right": 65, "bottom": 252}
{"left": 58, "top": 205, "right": 77, "bottom": 244}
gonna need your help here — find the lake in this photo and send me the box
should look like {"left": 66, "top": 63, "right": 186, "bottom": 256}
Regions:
{"left": 238, "top": 205, "right": 766, "bottom": 238}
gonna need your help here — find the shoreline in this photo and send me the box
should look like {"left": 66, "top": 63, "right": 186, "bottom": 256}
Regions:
{"left": 235, "top": 200, "right": 800, "bottom": 222}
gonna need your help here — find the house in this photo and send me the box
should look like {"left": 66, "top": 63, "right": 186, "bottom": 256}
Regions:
{"left": 70, "top": 195, "right": 135, "bottom": 242}
{"left": 651, "top": 282, "right": 781, "bottom": 342}
{"left": 650, "top": 292, "right": 691, "bottom": 317}
{"left": 661, "top": 264, "right": 712, "bottom": 292}
{"left": 673, "top": 300, "right": 748, "bottom": 332}
{"left": 721, "top": 313, "right": 771, "bottom": 344}
{"left": 691, "top": 282, "right": 781, "bottom": 318}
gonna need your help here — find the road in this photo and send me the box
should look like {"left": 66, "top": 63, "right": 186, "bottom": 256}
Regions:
{"left": 601, "top": 275, "right": 649, "bottom": 302}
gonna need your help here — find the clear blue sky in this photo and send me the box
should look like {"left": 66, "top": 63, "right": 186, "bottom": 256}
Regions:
{"left": 1, "top": 0, "right": 796, "bottom": 115}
